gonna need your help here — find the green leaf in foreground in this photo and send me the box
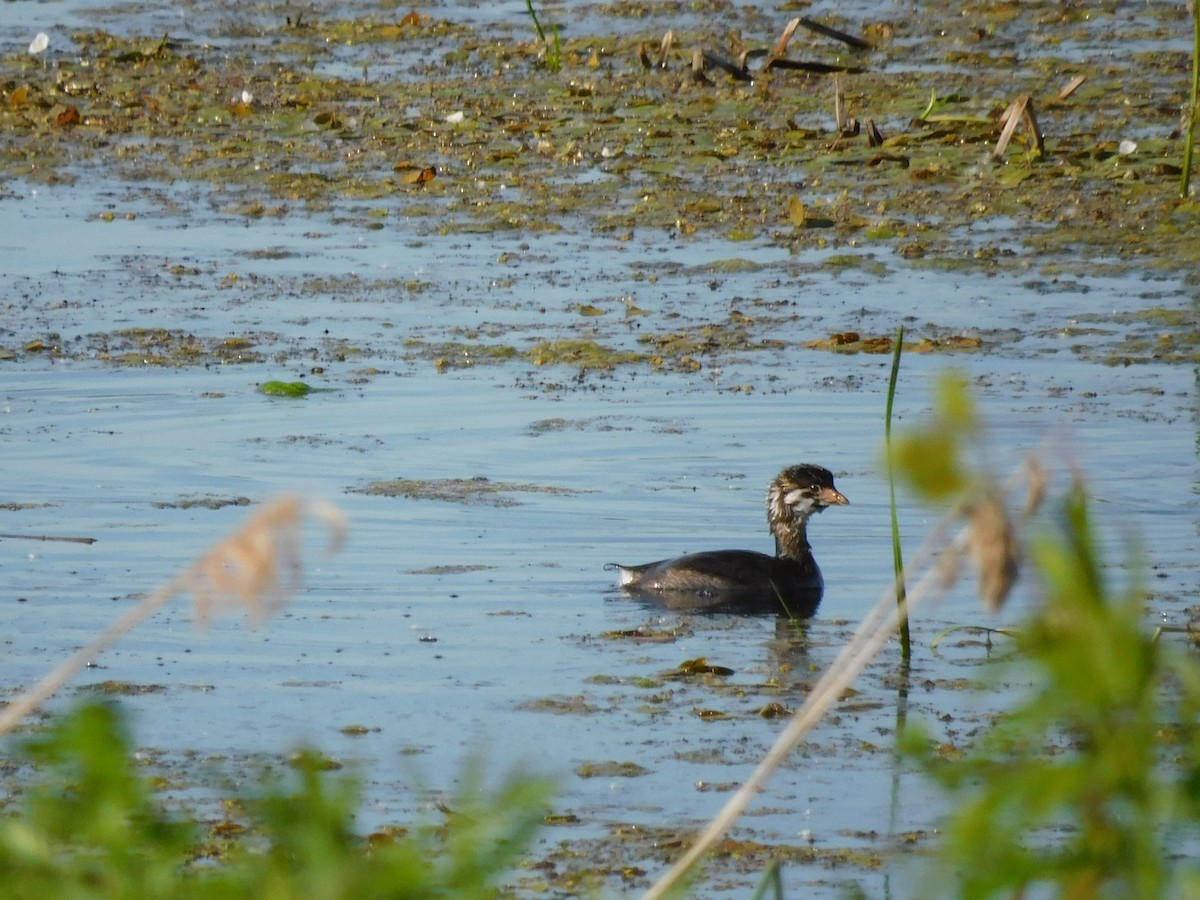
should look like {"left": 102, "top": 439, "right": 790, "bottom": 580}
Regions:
{"left": 889, "top": 369, "right": 978, "bottom": 499}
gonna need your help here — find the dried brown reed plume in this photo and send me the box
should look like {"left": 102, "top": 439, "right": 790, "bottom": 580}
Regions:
{"left": 0, "top": 496, "right": 346, "bottom": 738}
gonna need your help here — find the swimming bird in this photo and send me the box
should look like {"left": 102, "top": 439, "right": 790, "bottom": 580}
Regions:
{"left": 609, "top": 464, "right": 848, "bottom": 615}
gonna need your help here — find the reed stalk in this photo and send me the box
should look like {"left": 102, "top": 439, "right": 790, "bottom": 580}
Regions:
{"left": 1183, "top": 0, "right": 1199, "bottom": 197}
{"left": 885, "top": 326, "right": 910, "bottom": 661}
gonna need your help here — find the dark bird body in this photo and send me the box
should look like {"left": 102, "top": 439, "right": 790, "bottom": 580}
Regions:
{"left": 609, "top": 464, "right": 848, "bottom": 616}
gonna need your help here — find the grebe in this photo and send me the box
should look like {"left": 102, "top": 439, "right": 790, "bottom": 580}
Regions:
{"left": 609, "top": 464, "right": 848, "bottom": 615}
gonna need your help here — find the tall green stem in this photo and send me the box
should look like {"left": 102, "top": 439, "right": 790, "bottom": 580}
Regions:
{"left": 524, "top": 0, "right": 561, "bottom": 72}
{"left": 1182, "top": 0, "right": 1199, "bottom": 197}
{"left": 885, "top": 326, "right": 910, "bottom": 662}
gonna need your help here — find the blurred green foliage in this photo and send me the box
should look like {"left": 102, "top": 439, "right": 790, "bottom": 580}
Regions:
{"left": 892, "top": 377, "right": 1200, "bottom": 896}
{"left": 889, "top": 371, "right": 979, "bottom": 500}
{"left": 0, "top": 702, "right": 551, "bottom": 899}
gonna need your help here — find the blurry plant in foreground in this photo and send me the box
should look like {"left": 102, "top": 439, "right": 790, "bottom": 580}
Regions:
{"left": 0, "top": 701, "right": 551, "bottom": 899}
{"left": 891, "top": 375, "right": 1200, "bottom": 896}
{"left": 0, "top": 496, "right": 551, "bottom": 898}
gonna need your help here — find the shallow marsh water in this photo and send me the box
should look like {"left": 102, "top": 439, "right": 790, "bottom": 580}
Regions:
{"left": 1, "top": 0, "right": 1199, "bottom": 895}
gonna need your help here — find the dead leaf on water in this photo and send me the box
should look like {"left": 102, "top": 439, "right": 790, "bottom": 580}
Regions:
{"left": 397, "top": 164, "right": 437, "bottom": 185}
{"left": 788, "top": 197, "right": 806, "bottom": 226}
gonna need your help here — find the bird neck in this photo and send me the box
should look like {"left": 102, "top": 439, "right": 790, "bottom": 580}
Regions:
{"left": 773, "top": 519, "right": 812, "bottom": 560}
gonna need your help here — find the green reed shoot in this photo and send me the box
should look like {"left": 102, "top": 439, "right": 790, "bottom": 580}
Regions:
{"left": 524, "top": 0, "right": 561, "bottom": 72}
{"left": 1184, "top": 0, "right": 1200, "bottom": 197}
{"left": 885, "top": 325, "right": 910, "bottom": 661}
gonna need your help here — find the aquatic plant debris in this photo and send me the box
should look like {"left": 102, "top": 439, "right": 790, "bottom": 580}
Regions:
{"left": 0, "top": 1, "right": 1196, "bottom": 375}
{"left": 0, "top": 5, "right": 1194, "bottom": 280}
{"left": 258, "top": 380, "right": 315, "bottom": 397}
{"left": 353, "top": 477, "right": 585, "bottom": 506}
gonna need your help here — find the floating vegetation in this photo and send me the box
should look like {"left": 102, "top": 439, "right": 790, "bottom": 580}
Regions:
{"left": 78, "top": 681, "right": 167, "bottom": 696}
{"left": 525, "top": 339, "right": 645, "bottom": 369}
{"left": 258, "top": 380, "right": 315, "bottom": 397}
{"left": 152, "top": 496, "right": 252, "bottom": 510}
{"left": 352, "top": 476, "right": 584, "bottom": 506}
{"left": 575, "top": 761, "right": 649, "bottom": 779}
{"left": 0, "top": 5, "right": 1194, "bottom": 275}
{"left": 0, "top": 4, "right": 1193, "bottom": 385}
{"left": 519, "top": 696, "right": 601, "bottom": 715}
{"left": 805, "top": 332, "right": 984, "bottom": 354}
{"left": 408, "top": 564, "right": 498, "bottom": 575}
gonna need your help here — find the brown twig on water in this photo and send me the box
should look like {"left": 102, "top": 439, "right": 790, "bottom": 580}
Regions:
{"left": 701, "top": 49, "right": 751, "bottom": 81}
{"left": 797, "top": 16, "right": 873, "bottom": 50}
{"left": 768, "top": 16, "right": 802, "bottom": 60}
{"left": 763, "top": 15, "right": 868, "bottom": 73}
{"left": 834, "top": 73, "right": 846, "bottom": 131}
{"left": 0, "top": 532, "right": 97, "bottom": 544}
{"left": 1056, "top": 75, "right": 1087, "bottom": 101}
{"left": 765, "top": 58, "right": 865, "bottom": 74}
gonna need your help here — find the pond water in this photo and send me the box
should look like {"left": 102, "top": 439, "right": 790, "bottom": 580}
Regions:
{"left": 1, "top": 1, "right": 1198, "bottom": 895}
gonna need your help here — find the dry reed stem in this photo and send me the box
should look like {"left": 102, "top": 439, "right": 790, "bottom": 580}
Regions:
{"left": 993, "top": 93, "right": 1044, "bottom": 161}
{"left": 0, "top": 532, "right": 97, "bottom": 545}
{"left": 641, "top": 463, "right": 1038, "bottom": 900}
{"left": 1057, "top": 75, "right": 1087, "bottom": 101}
{"left": 993, "top": 94, "right": 1030, "bottom": 160}
{"left": 769, "top": 17, "right": 801, "bottom": 59}
{"left": 0, "top": 496, "right": 345, "bottom": 739}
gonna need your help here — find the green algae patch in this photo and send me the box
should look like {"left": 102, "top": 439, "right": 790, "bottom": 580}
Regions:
{"left": 80, "top": 681, "right": 168, "bottom": 696}
{"left": 1061, "top": 304, "right": 1200, "bottom": 365}
{"left": 575, "top": 761, "right": 649, "bottom": 779}
{"left": 428, "top": 342, "right": 520, "bottom": 370}
{"left": 804, "top": 331, "right": 985, "bottom": 354}
{"left": 640, "top": 317, "right": 766, "bottom": 367}
{"left": 258, "top": 380, "right": 314, "bottom": 398}
{"left": 525, "top": 340, "right": 645, "bottom": 369}
{"left": 152, "top": 496, "right": 252, "bottom": 510}
{"left": 518, "top": 822, "right": 922, "bottom": 892}
{"left": 518, "top": 696, "right": 601, "bottom": 715}
{"left": 52, "top": 330, "right": 273, "bottom": 367}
